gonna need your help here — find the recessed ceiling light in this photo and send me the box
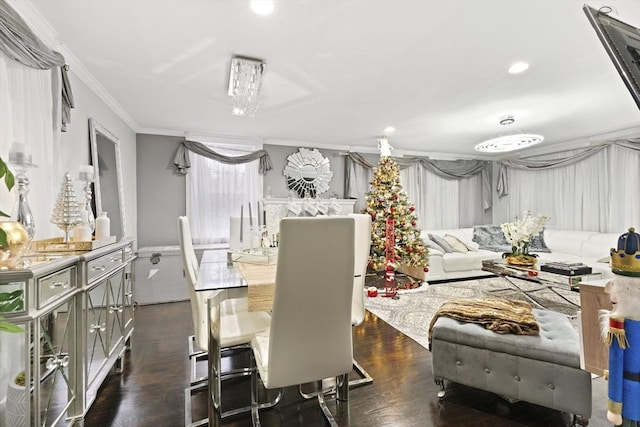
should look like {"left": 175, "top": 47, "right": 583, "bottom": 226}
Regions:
{"left": 508, "top": 62, "right": 529, "bottom": 74}
{"left": 250, "top": 0, "right": 274, "bottom": 15}
{"left": 383, "top": 126, "right": 395, "bottom": 133}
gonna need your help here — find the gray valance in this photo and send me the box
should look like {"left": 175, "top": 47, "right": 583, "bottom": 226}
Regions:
{"left": 344, "top": 152, "right": 492, "bottom": 209}
{"left": 174, "top": 139, "right": 273, "bottom": 175}
{"left": 0, "top": 0, "right": 74, "bottom": 131}
{"left": 496, "top": 138, "right": 640, "bottom": 197}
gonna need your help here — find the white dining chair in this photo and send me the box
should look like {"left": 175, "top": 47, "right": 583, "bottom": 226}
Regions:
{"left": 249, "top": 216, "right": 356, "bottom": 426}
{"left": 348, "top": 213, "right": 374, "bottom": 388}
{"left": 177, "top": 216, "right": 248, "bottom": 386}
{"left": 178, "top": 216, "right": 273, "bottom": 426}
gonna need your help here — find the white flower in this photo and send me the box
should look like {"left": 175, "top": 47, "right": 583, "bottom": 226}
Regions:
{"left": 500, "top": 211, "right": 549, "bottom": 255}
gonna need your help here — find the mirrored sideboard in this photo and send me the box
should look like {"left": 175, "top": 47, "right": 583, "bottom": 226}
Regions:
{"left": 0, "top": 239, "right": 136, "bottom": 426}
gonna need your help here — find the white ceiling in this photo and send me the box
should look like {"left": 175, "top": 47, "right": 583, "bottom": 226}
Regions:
{"left": 13, "top": 0, "right": 640, "bottom": 159}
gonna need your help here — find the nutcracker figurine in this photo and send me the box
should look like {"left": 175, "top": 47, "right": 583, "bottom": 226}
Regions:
{"left": 602, "top": 227, "right": 640, "bottom": 426}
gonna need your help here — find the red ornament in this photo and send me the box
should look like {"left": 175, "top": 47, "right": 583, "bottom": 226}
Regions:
{"left": 371, "top": 212, "right": 376, "bottom": 220}
{"left": 423, "top": 267, "right": 429, "bottom": 272}
{"left": 408, "top": 247, "right": 414, "bottom": 253}
{"left": 411, "top": 220, "right": 417, "bottom": 226}
{"left": 410, "top": 206, "right": 415, "bottom": 212}
{"left": 390, "top": 206, "right": 396, "bottom": 212}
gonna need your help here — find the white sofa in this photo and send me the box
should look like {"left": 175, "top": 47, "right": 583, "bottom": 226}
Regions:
{"left": 400, "top": 227, "right": 618, "bottom": 283}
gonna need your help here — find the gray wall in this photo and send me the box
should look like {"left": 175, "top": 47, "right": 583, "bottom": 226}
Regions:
{"left": 263, "top": 144, "right": 346, "bottom": 199}
{"left": 135, "top": 139, "right": 350, "bottom": 247}
{"left": 136, "top": 134, "right": 186, "bottom": 247}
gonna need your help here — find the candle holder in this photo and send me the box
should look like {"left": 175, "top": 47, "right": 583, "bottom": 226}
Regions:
{"left": 9, "top": 150, "right": 36, "bottom": 241}
{"left": 78, "top": 170, "right": 95, "bottom": 232}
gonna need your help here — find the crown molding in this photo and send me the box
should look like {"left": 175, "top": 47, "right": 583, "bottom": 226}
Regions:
{"left": 7, "top": 0, "right": 139, "bottom": 132}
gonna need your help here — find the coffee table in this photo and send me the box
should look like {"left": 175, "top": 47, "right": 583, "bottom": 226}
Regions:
{"left": 482, "top": 259, "right": 603, "bottom": 316}
{"left": 482, "top": 259, "right": 603, "bottom": 290}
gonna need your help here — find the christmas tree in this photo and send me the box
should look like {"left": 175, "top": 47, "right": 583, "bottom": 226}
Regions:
{"left": 363, "top": 154, "right": 428, "bottom": 276}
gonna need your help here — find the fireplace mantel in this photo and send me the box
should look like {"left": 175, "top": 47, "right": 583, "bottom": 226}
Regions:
{"left": 263, "top": 198, "right": 356, "bottom": 240}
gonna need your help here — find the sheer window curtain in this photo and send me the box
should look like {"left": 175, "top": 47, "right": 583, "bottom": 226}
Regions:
{"left": 505, "top": 145, "right": 639, "bottom": 232}
{"left": 401, "top": 165, "right": 459, "bottom": 229}
{"left": 0, "top": 50, "right": 60, "bottom": 410}
{"left": 186, "top": 142, "right": 261, "bottom": 244}
{"left": 0, "top": 51, "right": 60, "bottom": 231}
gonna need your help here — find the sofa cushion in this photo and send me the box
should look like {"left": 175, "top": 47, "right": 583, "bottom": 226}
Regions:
{"left": 429, "top": 234, "right": 453, "bottom": 253}
{"left": 444, "top": 234, "right": 468, "bottom": 253}
{"left": 472, "top": 225, "right": 511, "bottom": 252}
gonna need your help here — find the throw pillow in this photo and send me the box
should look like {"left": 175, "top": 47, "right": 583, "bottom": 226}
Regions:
{"left": 465, "top": 241, "right": 480, "bottom": 251}
{"left": 424, "top": 239, "right": 445, "bottom": 252}
{"left": 444, "top": 234, "right": 469, "bottom": 253}
{"left": 529, "top": 229, "right": 551, "bottom": 253}
{"left": 472, "top": 225, "right": 511, "bottom": 253}
{"left": 428, "top": 234, "right": 453, "bottom": 253}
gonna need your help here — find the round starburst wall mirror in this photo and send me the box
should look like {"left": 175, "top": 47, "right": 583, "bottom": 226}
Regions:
{"left": 283, "top": 148, "right": 333, "bottom": 198}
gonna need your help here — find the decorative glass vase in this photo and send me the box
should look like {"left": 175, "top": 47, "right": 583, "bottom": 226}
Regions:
{"left": 0, "top": 221, "right": 29, "bottom": 270}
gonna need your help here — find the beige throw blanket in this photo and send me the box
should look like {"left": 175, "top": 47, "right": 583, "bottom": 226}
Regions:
{"left": 428, "top": 297, "right": 539, "bottom": 348}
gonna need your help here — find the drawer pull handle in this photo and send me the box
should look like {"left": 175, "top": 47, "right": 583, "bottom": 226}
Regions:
{"left": 109, "top": 305, "right": 124, "bottom": 314}
{"left": 92, "top": 265, "right": 107, "bottom": 272}
{"left": 125, "top": 292, "right": 133, "bottom": 298}
{"left": 48, "top": 281, "right": 69, "bottom": 289}
{"left": 89, "top": 323, "right": 106, "bottom": 333}
{"left": 110, "top": 257, "right": 121, "bottom": 262}
{"left": 45, "top": 354, "right": 70, "bottom": 370}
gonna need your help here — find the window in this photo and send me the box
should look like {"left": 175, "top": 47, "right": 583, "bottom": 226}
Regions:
{"left": 186, "top": 141, "right": 261, "bottom": 244}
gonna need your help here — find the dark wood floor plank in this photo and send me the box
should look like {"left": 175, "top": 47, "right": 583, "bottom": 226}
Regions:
{"left": 84, "top": 301, "right": 609, "bottom": 426}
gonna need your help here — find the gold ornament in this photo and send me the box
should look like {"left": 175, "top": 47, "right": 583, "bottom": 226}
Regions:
{"left": 0, "top": 221, "right": 29, "bottom": 269}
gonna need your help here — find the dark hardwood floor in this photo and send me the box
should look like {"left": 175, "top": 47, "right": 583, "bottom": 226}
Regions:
{"left": 85, "top": 301, "right": 610, "bottom": 427}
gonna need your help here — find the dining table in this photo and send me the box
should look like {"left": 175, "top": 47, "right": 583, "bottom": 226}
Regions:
{"left": 195, "top": 249, "right": 277, "bottom": 311}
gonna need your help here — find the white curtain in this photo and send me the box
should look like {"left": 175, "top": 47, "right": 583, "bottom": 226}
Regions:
{"left": 0, "top": 51, "right": 61, "bottom": 237}
{"left": 186, "top": 141, "right": 261, "bottom": 244}
{"left": 345, "top": 158, "right": 373, "bottom": 213}
{"left": 401, "top": 165, "right": 459, "bottom": 230}
{"left": 0, "top": 50, "right": 58, "bottom": 416}
{"left": 505, "top": 145, "right": 639, "bottom": 232}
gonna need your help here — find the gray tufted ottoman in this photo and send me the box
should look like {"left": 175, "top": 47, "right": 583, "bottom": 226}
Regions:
{"left": 431, "top": 308, "right": 592, "bottom": 426}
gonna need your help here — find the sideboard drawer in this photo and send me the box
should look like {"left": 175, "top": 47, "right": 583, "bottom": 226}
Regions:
{"left": 87, "top": 253, "right": 123, "bottom": 282}
{"left": 38, "top": 266, "right": 76, "bottom": 309}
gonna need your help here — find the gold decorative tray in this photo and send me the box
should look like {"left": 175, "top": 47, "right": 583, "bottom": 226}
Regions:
{"left": 33, "top": 236, "right": 117, "bottom": 253}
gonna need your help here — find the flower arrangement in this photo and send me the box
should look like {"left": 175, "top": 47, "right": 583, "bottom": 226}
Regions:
{"left": 500, "top": 211, "right": 549, "bottom": 266}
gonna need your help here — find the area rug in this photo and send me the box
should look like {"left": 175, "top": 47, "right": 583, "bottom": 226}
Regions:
{"left": 363, "top": 276, "right": 581, "bottom": 350}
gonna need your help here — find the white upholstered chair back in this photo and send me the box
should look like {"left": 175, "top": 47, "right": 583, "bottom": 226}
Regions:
{"left": 349, "top": 213, "right": 371, "bottom": 327}
{"left": 264, "top": 216, "right": 355, "bottom": 388}
{"left": 178, "top": 216, "right": 210, "bottom": 352}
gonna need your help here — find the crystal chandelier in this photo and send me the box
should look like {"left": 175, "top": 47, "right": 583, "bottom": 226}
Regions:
{"left": 228, "top": 56, "right": 266, "bottom": 117}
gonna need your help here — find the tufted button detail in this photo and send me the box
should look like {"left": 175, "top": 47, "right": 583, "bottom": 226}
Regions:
{"left": 548, "top": 383, "right": 555, "bottom": 390}
{"left": 514, "top": 375, "right": 520, "bottom": 381}
{"left": 484, "top": 368, "right": 490, "bottom": 374}
{"left": 456, "top": 360, "right": 463, "bottom": 366}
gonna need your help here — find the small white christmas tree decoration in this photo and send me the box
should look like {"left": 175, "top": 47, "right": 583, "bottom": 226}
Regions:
{"left": 50, "top": 172, "right": 82, "bottom": 242}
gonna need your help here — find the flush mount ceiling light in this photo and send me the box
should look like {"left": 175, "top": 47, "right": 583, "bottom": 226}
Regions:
{"left": 228, "top": 56, "right": 266, "bottom": 117}
{"left": 508, "top": 62, "right": 529, "bottom": 74}
{"left": 475, "top": 115, "right": 544, "bottom": 153}
{"left": 250, "top": 0, "right": 274, "bottom": 15}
